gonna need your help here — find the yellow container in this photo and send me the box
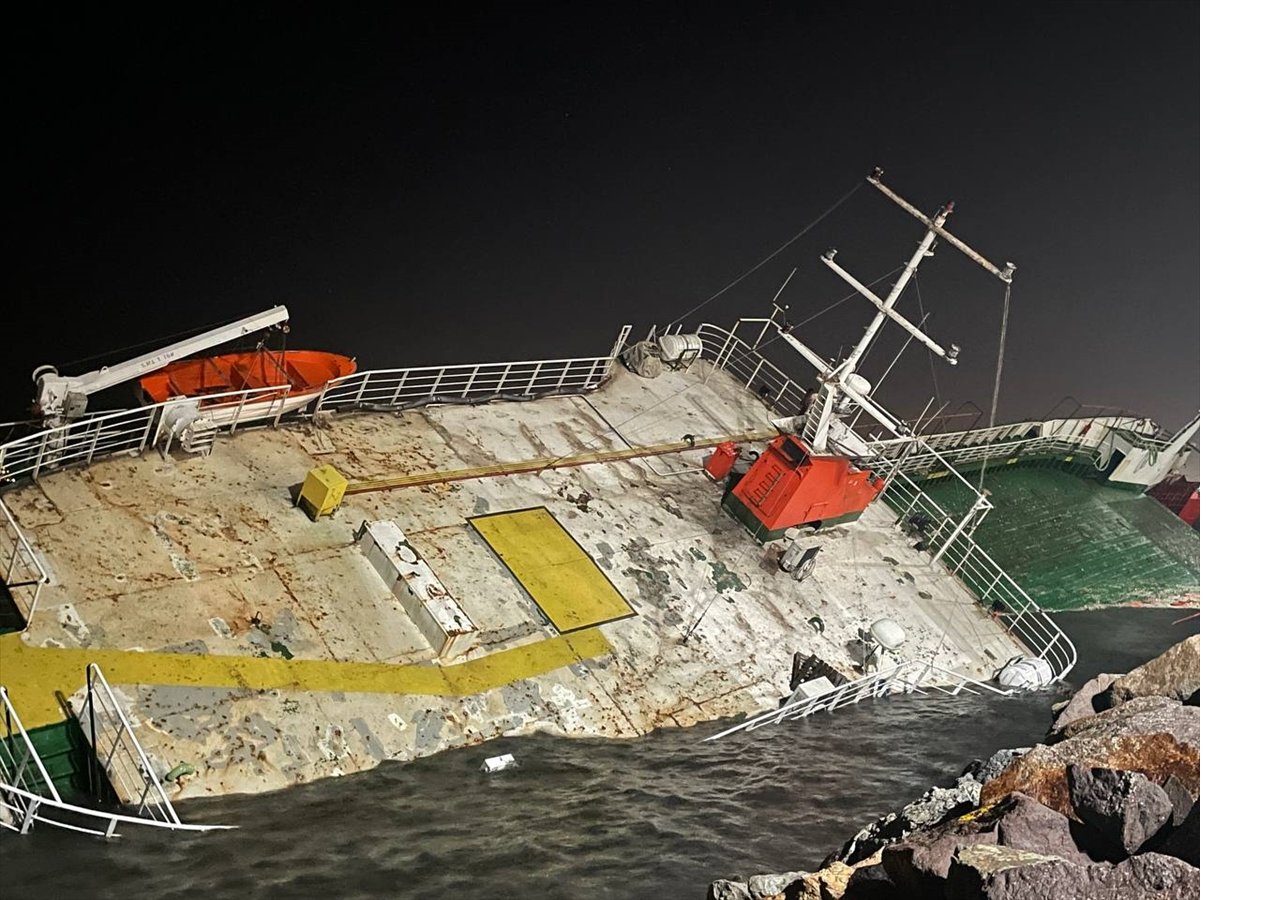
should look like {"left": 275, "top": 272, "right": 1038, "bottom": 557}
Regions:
{"left": 299, "top": 465, "right": 347, "bottom": 520}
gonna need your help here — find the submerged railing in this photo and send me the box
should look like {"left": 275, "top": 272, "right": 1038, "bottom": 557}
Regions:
{"left": 0, "top": 497, "right": 48, "bottom": 630}
{"left": 704, "top": 659, "right": 1015, "bottom": 741}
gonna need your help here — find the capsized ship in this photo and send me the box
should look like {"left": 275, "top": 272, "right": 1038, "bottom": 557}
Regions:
{"left": 0, "top": 169, "right": 1197, "bottom": 839}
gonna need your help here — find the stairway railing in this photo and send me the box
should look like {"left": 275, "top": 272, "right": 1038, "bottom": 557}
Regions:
{"left": 0, "top": 686, "right": 62, "bottom": 832}
{"left": 80, "top": 663, "right": 181, "bottom": 825}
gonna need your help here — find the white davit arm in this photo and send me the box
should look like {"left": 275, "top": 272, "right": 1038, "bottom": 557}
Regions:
{"left": 34, "top": 305, "right": 290, "bottom": 419}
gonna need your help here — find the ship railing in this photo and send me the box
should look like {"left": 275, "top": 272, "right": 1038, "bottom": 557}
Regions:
{"left": 0, "top": 327, "right": 632, "bottom": 488}
{"left": 0, "top": 382, "right": 310, "bottom": 486}
{"left": 871, "top": 469, "right": 1077, "bottom": 681}
{"left": 704, "top": 658, "right": 1015, "bottom": 742}
{"left": 0, "top": 782, "right": 235, "bottom": 838}
{"left": 686, "top": 323, "right": 810, "bottom": 417}
{"left": 313, "top": 326, "right": 633, "bottom": 413}
{"left": 80, "top": 663, "right": 182, "bottom": 827}
{"left": 0, "top": 497, "right": 49, "bottom": 630}
{"left": 1, "top": 685, "right": 63, "bottom": 832}
{"left": 875, "top": 434, "right": 1108, "bottom": 476}
{"left": 873, "top": 413, "right": 1167, "bottom": 470}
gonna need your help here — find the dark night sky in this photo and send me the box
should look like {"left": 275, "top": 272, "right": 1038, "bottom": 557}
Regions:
{"left": 8, "top": 2, "right": 1198, "bottom": 433}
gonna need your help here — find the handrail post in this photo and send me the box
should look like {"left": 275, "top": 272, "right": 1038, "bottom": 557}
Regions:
{"left": 353, "top": 372, "right": 373, "bottom": 405}
{"left": 229, "top": 391, "right": 250, "bottom": 435}
{"left": 525, "top": 362, "right": 543, "bottom": 396}
{"left": 86, "top": 665, "right": 99, "bottom": 802}
{"left": 390, "top": 370, "right": 410, "bottom": 406}
{"left": 272, "top": 386, "right": 291, "bottom": 427}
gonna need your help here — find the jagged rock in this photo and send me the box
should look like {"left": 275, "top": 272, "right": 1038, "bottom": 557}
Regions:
{"left": 963, "top": 748, "right": 1031, "bottom": 785}
{"left": 1048, "top": 695, "right": 1200, "bottom": 747}
{"left": 847, "top": 863, "right": 898, "bottom": 899}
{"left": 1161, "top": 774, "right": 1196, "bottom": 828}
{"left": 943, "top": 844, "right": 1064, "bottom": 898}
{"left": 945, "top": 845, "right": 1199, "bottom": 899}
{"left": 1151, "top": 800, "right": 1199, "bottom": 867}
{"left": 994, "top": 792, "right": 1094, "bottom": 865}
{"left": 1067, "top": 765, "right": 1172, "bottom": 855}
{"left": 824, "top": 779, "right": 982, "bottom": 867}
{"left": 1102, "top": 635, "right": 1200, "bottom": 708}
{"left": 882, "top": 809, "right": 1000, "bottom": 895}
{"left": 880, "top": 791, "right": 1095, "bottom": 894}
{"left": 906, "top": 780, "right": 983, "bottom": 828}
{"left": 708, "top": 879, "right": 752, "bottom": 900}
{"left": 746, "top": 871, "right": 806, "bottom": 899}
{"left": 774, "top": 862, "right": 855, "bottom": 900}
{"left": 982, "top": 731, "right": 1199, "bottom": 819}
{"left": 1050, "top": 673, "right": 1120, "bottom": 732}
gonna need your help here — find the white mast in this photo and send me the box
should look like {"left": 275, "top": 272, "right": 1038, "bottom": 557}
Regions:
{"left": 800, "top": 168, "right": 1015, "bottom": 454}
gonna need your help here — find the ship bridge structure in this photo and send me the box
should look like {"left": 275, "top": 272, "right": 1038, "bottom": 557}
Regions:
{"left": 0, "top": 319, "right": 1087, "bottom": 822}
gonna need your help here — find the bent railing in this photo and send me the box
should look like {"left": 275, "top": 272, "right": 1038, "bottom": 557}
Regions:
{"left": 1, "top": 497, "right": 49, "bottom": 630}
{"left": 0, "top": 783, "right": 234, "bottom": 838}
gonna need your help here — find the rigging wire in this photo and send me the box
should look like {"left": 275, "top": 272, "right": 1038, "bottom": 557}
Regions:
{"left": 665, "top": 180, "right": 866, "bottom": 330}
{"left": 914, "top": 270, "right": 942, "bottom": 407}
{"left": 977, "top": 281, "right": 1013, "bottom": 493}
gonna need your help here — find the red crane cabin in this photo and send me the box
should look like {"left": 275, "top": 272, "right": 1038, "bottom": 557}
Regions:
{"left": 722, "top": 435, "right": 885, "bottom": 543}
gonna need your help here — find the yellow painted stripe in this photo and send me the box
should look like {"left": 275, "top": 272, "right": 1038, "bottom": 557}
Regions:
{"left": 0, "top": 628, "right": 612, "bottom": 730}
{"left": 470, "top": 507, "right": 635, "bottom": 633}
{"left": 346, "top": 429, "right": 776, "bottom": 494}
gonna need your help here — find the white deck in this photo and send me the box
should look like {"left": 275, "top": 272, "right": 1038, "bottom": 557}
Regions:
{"left": 3, "top": 360, "right": 1024, "bottom": 798}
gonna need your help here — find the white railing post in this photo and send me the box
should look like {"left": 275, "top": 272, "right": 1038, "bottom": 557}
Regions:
{"left": 353, "top": 372, "right": 373, "bottom": 405}
{"left": 390, "top": 370, "right": 410, "bottom": 406}
{"left": 272, "top": 386, "right": 292, "bottom": 427}
{"left": 462, "top": 366, "right": 480, "bottom": 399}
{"left": 229, "top": 391, "right": 250, "bottom": 435}
{"left": 525, "top": 362, "right": 543, "bottom": 396}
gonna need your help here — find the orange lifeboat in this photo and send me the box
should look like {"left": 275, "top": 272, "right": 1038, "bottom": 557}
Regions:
{"left": 139, "top": 349, "right": 357, "bottom": 405}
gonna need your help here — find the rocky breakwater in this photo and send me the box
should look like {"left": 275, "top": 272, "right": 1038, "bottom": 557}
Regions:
{"left": 708, "top": 635, "right": 1201, "bottom": 899}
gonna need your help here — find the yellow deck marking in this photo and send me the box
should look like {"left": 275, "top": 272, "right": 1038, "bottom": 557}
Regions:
{"left": 0, "top": 628, "right": 611, "bottom": 730}
{"left": 345, "top": 429, "right": 776, "bottom": 494}
{"left": 470, "top": 507, "right": 635, "bottom": 633}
